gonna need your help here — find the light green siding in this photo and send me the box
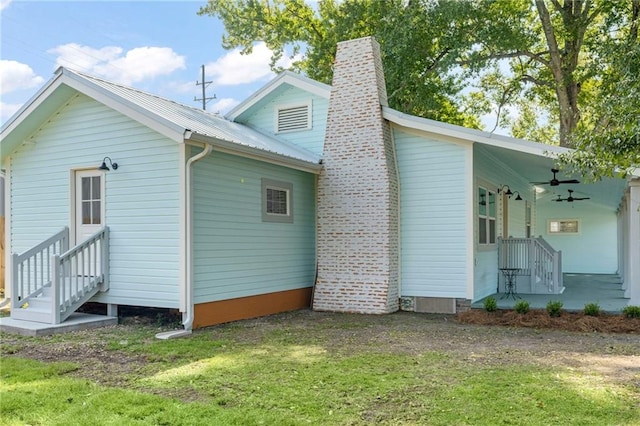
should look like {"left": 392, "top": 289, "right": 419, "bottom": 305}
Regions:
{"left": 10, "top": 94, "right": 181, "bottom": 308}
{"left": 395, "top": 129, "right": 470, "bottom": 299}
{"left": 473, "top": 145, "right": 535, "bottom": 300}
{"left": 240, "top": 86, "right": 328, "bottom": 157}
{"left": 192, "top": 150, "right": 316, "bottom": 302}
{"left": 536, "top": 201, "right": 618, "bottom": 273}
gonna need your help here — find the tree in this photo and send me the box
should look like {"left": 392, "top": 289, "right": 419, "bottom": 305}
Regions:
{"left": 198, "top": 0, "right": 481, "bottom": 127}
{"left": 200, "top": 0, "right": 639, "bottom": 175}
{"left": 558, "top": 0, "right": 640, "bottom": 179}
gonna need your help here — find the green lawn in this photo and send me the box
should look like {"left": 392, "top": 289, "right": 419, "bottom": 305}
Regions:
{"left": 1, "top": 311, "right": 639, "bottom": 425}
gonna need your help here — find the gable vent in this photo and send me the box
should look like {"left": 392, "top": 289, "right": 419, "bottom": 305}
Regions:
{"left": 277, "top": 104, "right": 310, "bottom": 133}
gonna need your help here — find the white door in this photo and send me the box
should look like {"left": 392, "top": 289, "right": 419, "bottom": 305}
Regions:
{"left": 74, "top": 170, "right": 105, "bottom": 276}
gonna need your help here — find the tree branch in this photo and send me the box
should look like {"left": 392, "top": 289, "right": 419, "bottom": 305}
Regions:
{"left": 456, "top": 50, "right": 550, "bottom": 67}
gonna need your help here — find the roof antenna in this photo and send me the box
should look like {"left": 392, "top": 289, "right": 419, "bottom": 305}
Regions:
{"left": 194, "top": 65, "right": 216, "bottom": 110}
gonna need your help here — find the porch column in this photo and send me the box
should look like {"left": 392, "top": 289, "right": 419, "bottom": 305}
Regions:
{"left": 624, "top": 179, "right": 640, "bottom": 304}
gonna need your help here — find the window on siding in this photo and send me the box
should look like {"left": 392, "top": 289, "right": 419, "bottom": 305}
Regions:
{"left": 276, "top": 102, "right": 311, "bottom": 133}
{"left": 478, "top": 187, "right": 496, "bottom": 245}
{"left": 547, "top": 219, "right": 579, "bottom": 235}
{"left": 81, "top": 176, "right": 101, "bottom": 225}
{"left": 262, "top": 178, "right": 293, "bottom": 223}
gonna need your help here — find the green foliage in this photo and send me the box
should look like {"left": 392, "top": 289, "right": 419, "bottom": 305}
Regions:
{"left": 546, "top": 300, "right": 564, "bottom": 317}
{"left": 622, "top": 305, "right": 640, "bottom": 319}
{"left": 514, "top": 299, "right": 530, "bottom": 315}
{"left": 198, "top": 0, "right": 481, "bottom": 127}
{"left": 200, "top": 0, "right": 640, "bottom": 169}
{"left": 484, "top": 296, "right": 498, "bottom": 312}
{"left": 583, "top": 303, "right": 601, "bottom": 317}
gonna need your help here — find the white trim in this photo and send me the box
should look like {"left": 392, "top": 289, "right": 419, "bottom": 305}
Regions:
{"left": 465, "top": 145, "right": 475, "bottom": 300}
{"left": 61, "top": 71, "right": 186, "bottom": 143}
{"left": 383, "top": 107, "right": 570, "bottom": 158}
{"left": 226, "top": 71, "right": 331, "bottom": 121}
{"left": 187, "top": 133, "right": 322, "bottom": 174}
{"left": 3, "top": 159, "right": 11, "bottom": 299}
{"left": 178, "top": 144, "right": 187, "bottom": 313}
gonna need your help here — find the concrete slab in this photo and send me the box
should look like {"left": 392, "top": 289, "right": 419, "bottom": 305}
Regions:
{"left": 472, "top": 273, "right": 630, "bottom": 313}
{"left": 0, "top": 313, "right": 117, "bottom": 336}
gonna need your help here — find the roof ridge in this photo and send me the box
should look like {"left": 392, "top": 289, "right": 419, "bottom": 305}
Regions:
{"left": 64, "top": 67, "right": 222, "bottom": 119}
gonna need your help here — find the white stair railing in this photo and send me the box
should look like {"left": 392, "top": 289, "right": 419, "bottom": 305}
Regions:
{"left": 51, "top": 227, "right": 110, "bottom": 324}
{"left": 12, "top": 228, "right": 69, "bottom": 311}
{"left": 497, "top": 237, "right": 563, "bottom": 294}
{"left": 11, "top": 226, "right": 110, "bottom": 324}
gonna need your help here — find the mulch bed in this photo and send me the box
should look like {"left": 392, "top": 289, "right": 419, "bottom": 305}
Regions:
{"left": 457, "top": 309, "right": 640, "bottom": 334}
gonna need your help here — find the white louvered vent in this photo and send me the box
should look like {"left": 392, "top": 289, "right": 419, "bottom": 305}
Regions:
{"left": 277, "top": 104, "right": 311, "bottom": 133}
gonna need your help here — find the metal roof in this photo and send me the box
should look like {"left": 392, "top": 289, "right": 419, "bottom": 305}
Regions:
{"left": 1, "top": 67, "right": 322, "bottom": 171}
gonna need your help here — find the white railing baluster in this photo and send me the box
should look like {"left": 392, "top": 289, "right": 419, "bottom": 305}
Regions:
{"left": 13, "top": 226, "right": 109, "bottom": 324}
{"left": 498, "top": 236, "right": 563, "bottom": 295}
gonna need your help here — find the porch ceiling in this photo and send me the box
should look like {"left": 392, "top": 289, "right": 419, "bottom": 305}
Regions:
{"left": 479, "top": 144, "right": 627, "bottom": 211}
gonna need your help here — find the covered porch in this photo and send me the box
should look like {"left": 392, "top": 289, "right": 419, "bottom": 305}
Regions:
{"left": 472, "top": 273, "right": 629, "bottom": 312}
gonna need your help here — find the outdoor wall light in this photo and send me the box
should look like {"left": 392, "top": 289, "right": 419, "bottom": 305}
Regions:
{"left": 498, "top": 185, "right": 513, "bottom": 196}
{"left": 498, "top": 185, "right": 522, "bottom": 200}
{"left": 99, "top": 157, "right": 118, "bottom": 171}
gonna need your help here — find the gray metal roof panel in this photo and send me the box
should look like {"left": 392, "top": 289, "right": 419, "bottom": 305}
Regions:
{"left": 65, "top": 68, "right": 321, "bottom": 165}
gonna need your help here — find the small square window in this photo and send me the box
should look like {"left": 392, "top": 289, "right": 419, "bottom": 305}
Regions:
{"left": 547, "top": 219, "right": 580, "bottom": 235}
{"left": 262, "top": 178, "right": 293, "bottom": 223}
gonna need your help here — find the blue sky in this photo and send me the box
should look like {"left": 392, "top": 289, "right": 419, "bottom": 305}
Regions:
{"left": 1, "top": 0, "right": 297, "bottom": 124}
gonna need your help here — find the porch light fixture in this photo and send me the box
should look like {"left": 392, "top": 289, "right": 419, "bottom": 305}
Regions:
{"left": 99, "top": 157, "right": 118, "bottom": 171}
{"left": 498, "top": 185, "right": 513, "bottom": 196}
{"left": 498, "top": 185, "right": 522, "bottom": 200}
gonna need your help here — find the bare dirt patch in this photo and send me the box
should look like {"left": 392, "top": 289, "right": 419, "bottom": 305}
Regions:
{"left": 2, "top": 309, "right": 639, "bottom": 391}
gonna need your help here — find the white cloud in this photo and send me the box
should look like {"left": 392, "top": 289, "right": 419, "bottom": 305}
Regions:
{"left": 1, "top": 101, "right": 23, "bottom": 123}
{"left": 0, "top": 60, "right": 45, "bottom": 95}
{"left": 0, "top": 0, "right": 12, "bottom": 11}
{"left": 208, "top": 98, "right": 240, "bottom": 115}
{"left": 206, "top": 42, "right": 298, "bottom": 87}
{"left": 48, "top": 43, "right": 186, "bottom": 85}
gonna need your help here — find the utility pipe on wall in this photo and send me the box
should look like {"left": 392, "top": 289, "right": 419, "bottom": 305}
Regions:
{"left": 156, "top": 136, "right": 212, "bottom": 339}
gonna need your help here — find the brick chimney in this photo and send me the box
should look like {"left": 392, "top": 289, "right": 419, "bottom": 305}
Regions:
{"left": 313, "top": 37, "right": 400, "bottom": 314}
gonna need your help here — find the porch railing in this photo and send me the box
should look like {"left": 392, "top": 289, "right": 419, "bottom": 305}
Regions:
{"left": 52, "top": 226, "right": 110, "bottom": 323}
{"left": 12, "top": 226, "right": 110, "bottom": 324}
{"left": 498, "top": 237, "right": 563, "bottom": 294}
{"left": 12, "top": 227, "right": 70, "bottom": 311}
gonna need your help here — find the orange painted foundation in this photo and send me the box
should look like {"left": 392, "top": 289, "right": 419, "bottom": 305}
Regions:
{"left": 193, "top": 287, "right": 313, "bottom": 329}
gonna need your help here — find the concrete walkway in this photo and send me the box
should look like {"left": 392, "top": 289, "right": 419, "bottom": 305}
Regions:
{"left": 472, "top": 273, "right": 629, "bottom": 313}
{"left": 0, "top": 312, "right": 117, "bottom": 336}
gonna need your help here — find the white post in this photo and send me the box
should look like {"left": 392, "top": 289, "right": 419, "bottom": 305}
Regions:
{"left": 51, "top": 254, "right": 61, "bottom": 324}
{"left": 625, "top": 180, "right": 640, "bottom": 304}
{"left": 11, "top": 253, "right": 19, "bottom": 311}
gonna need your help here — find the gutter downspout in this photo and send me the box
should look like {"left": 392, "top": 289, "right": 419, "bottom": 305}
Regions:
{"left": 157, "top": 135, "right": 212, "bottom": 339}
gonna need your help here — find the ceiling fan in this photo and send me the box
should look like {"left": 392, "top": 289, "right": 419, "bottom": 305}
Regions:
{"left": 531, "top": 168, "right": 580, "bottom": 186}
{"left": 554, "top": 189, "right": 590, "bottom": 203}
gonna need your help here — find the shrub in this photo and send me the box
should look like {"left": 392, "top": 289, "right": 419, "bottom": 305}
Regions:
{"left": 484, "top": 296, "right": 497, "bottom": 312}
{"left": 622, "top": 305, "right": 640, "bottom": 318}
{"left": 546, "top": 300, "right": 563, "bottom": 317}
{"left": 514, "top": 299, "right": 530, "bottom": 314}
{"left": 583, "top": 303, "right": 600, "bottom": 316}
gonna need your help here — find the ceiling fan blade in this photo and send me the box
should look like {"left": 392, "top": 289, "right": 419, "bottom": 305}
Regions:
{"left": 574, "top": 197, "right": 590, "bottom": 200}
{"left": 557, "top": 179, "right": 580, "bottom": 184}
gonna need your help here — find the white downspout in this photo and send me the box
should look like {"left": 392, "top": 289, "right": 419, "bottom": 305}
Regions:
{"left": 157, "top": 138, "right": 212, "bottom": 339}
